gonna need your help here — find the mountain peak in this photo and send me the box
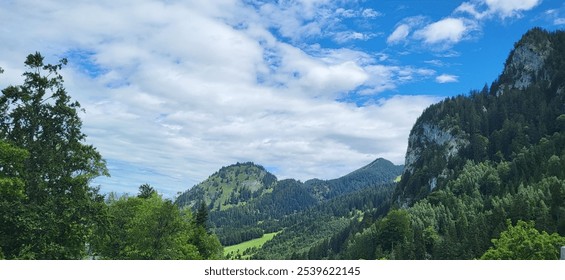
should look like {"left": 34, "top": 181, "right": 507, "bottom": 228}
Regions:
{"left": 499, "top": 27, "right": 553, "bottom": 92}
{"left": 357, "top": 158, "right": 395, "bottom": 172}
{"left": 175, "top": 162, "right": 277, "bottom": 210}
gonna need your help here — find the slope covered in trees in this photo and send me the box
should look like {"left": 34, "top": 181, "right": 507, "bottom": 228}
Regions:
{"left": 333, "top": 27, "right": 565, "bottom": 260}
{"left": 175, "top": 159, "right": 403, "bottom": 251}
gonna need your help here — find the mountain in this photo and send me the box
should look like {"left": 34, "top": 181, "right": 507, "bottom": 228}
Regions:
{"left": 175, "top": 162, "right": 277, "bottom": 211}
{"left": 305, "top": 158, "right": 404, "bottom": 200}
{"left": 174, "top": 158, "right": 403, "bottom": 248}
{"left": 176, "top": 28, "right": 565, "bottom": 260}
{"left": 333, "top": 27, "right": 565, "bottom": 260}
{"left": 396, "top": 27, "right": 565, "bottom": 206}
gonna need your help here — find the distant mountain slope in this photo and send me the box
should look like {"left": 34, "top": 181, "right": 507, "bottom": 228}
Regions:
{"left": 305, "top": 158, "right": 403, "bottom": 201}
{"left": 174, "top": 158, "right": 403, "bottom": 248}
{"left": 175, "top": 162, "right": 277, "bottom": 210}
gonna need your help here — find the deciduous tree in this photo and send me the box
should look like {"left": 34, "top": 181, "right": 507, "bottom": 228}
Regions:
{"left": 0, "top": 52, "right": 108, "bottom": 259}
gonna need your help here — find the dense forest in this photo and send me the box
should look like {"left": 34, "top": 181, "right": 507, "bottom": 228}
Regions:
{"left": 0, "top": 53, "right": 222, "bottom": 259}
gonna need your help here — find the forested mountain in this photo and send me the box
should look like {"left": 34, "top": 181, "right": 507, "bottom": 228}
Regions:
{"left": 175, "top": 162, "right": 277, "bottom": 211}
{"left": 305, "top": 158, "right": 404, "bottom": 201}
{"left": 332, "top": 27, "right": 565, "bottom": 260}
{"left": 222, "top": 27, "right": 565, "bottom": 260}
{"left": 174, "top": 158, "right": 403, "bottom": 249}
{"left": 396, "top": 27, "right": 565, "bottom": 206}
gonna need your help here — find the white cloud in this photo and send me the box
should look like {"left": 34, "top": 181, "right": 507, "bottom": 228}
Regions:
{"left": 455, "top": 2, "right": 488, "bottom": 19}
{"left": 333, "top": 31, "right": 373, "bottom": 43}
{"left": 436, "top": 74, "right": 459, "bottom": 83}
{"left": 0, "top": 0, "right": 438, "bottom": 197}
{"left": 362, "top": 8, "right": 382, "bottom": 18}
{"left": 485, "top": 0, "right": 541, "bottom": 18}
{"left": 414, "top": 18, "right": 471, "bottom": 45}
{"left": 387, "top": 24, "right": 411, "bottom": 45}
{"left": 390, "top": 0, "right": 540, "bottom": 51}
{"left": 456, "top": 0, "right": 541, "bottom": 19}
{"left": 545, "top": 8, "right": 565, "bottom": 26}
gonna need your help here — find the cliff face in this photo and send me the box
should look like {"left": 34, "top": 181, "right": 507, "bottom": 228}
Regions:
{"left": 498, "top": 28, "right": 553, "bottom": 93}
{"left": 395, "top": 27, "right": 564, "bottom": 206}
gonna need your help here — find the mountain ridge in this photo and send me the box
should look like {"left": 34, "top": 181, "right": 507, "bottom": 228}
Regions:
{"left": 174, "top": 158, "right": 403, "bottom": 248}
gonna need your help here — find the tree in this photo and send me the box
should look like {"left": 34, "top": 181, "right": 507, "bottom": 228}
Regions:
{"left": 90, "top": 193, "right": 222, "bottom": 260}
{"left": 0, "top": 52, "right": 108, "bottom": 259}
{"left": 481, "top": 220, "right": 565, "bottom": 260}
{"left": 137, "top": 183, "right": 156, "bottom": 199}
{"left": 196, "top": 201, "right": 209, "bottom": 229}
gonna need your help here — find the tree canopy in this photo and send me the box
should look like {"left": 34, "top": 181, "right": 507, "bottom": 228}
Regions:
{"left": 0, "top": 52, "right": 108, "bottom": 259}
{"left": 481, "top": 220, "right": 565, "bottom": 260}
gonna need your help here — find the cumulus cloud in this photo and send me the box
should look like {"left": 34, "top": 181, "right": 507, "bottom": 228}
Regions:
{"left": 485, "top": 0, "right": 541, "bottom": 18}
{"left": 414, "top": 18, "right": 472, "bottom": 45}
{"left": 390, "top": 0, "right": 541, "bottom": 51}
{"left": 0, "top": 0, "right": 437, "bottom": 197}
{"left": 435, "top": 74, "right": 459, "bottom": 83}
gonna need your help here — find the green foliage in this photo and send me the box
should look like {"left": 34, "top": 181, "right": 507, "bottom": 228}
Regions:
{"left": 481, "top": 220, "right": 565, "bottom": 260}
{"left": 0, "top": 53, "right": 108, "bottom": 259}
{"left": 196, "top": 201, "right": 209, "bottom": 229}
{"left": 0, "top": 140, "right": 28, "bottom": 198}
{"left": 137, "top": 183, "right": 156, "bottom": 199}
{"left": 254, "top": 183, "right": 395, "bottom": 260}
{"left": 91, "top": 193, "right": 222, "bottom": 260}
{"left": 398, "top": 29, "right": 565, "bottom": 204}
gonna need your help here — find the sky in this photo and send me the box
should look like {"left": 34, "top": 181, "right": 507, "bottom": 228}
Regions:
{"left": 0, "top": 0, "right": 564, "bottom": 198}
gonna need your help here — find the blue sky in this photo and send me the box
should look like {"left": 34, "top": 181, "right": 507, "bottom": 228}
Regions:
{"left": 0, "top": 0, "right": 564, "bottom": 198}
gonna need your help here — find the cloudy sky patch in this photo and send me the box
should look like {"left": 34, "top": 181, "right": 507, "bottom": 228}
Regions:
{"left": 0, "top": 0, "right": 561, "bottom": 197}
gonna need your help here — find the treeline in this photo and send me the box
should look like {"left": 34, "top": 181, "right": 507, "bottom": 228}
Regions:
{"left": 0, "top": 53, "right": 222, "bottom": 259}
{"left": 339, "top": 158, "right": 565, "bottom": 259}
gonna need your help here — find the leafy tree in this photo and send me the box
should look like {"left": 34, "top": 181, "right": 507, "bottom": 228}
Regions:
{"left": 0, "top": 140, "right": 29, "bottom": 258}
{"left": 91, "top": 193, "right": 222, "bottom": 259}
{"left": 0, "top": 52, "right": 108, "bottom": 259}
{"left": 481, "top": 220, "right": 565, "bottom": 260}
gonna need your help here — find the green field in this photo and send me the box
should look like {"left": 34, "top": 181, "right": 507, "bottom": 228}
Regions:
{"left": 394, "top": 175, "right": 401, "bottom": 182}
{"left": 224, "top": 231, "right": 279, "bottom": 259}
